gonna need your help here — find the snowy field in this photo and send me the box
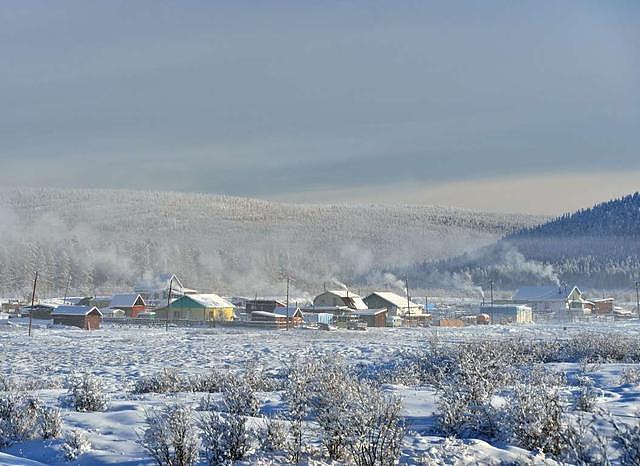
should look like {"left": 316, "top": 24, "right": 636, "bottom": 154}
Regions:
{"left": 3, "top": 322, "right": 640, "bottom": 465}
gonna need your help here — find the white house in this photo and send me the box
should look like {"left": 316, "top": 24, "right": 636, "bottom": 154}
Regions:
{"left": 510, "top": 286, "right": 584, "bottom": 314}
{"left": 363, "top": 291, "right": 424, "bottom": 318}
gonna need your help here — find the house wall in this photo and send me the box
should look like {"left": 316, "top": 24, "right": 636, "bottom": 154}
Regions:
{"left": 53, "top": 313, "right": 101, "bottom": 329}
{"left": 363, "top": 295, "right": 399, "bottom": 316}
{"left": 357, "top": 312, "right": 387, "bottom": 327}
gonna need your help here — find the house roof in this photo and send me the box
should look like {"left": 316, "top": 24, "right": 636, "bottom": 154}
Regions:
{"left": 185, "top": 293, "right": 234, "bottom": 309}
{"left": 273, "top": 307, "right": 303, "bottom": 317}
{"left": 52, "top": 306, "right": 102, "bottom": 317}
{"left": 353, "top": 308, "right": 387, "bottom": 316}
{"left": 251, "top": 310, "right": 285, "bottom": 318}
{"left": 109, "top": 293, "right": 145, "bottom": 308}
{"left": 513, "top": 286, "right": 574, "bottom": 301}
{"left": 366, "top": 291, "right": 422, "bottom": 309}
{"left": 317, "top": 290, "right": 368, "bottom": 310}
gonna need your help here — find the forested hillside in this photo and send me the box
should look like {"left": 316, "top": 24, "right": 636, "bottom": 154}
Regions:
{"left": 0, "top": 189, "right": 540, "bottom": 298}
{"left": 413, "top": 193, "right": 640, "bottom": 290}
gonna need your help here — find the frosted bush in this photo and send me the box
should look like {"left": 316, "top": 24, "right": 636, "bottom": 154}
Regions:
{"left": 262, "top": 416, "right": 288, "bottom": 452}
{"left": 343, "top": 381, "right": 406, "bottom": 466}
{"left": 200, "top": 411, "right": 254, "bottom": 464}
{"left": 63, "top": 429, "right": 91, "bottom": 461}
{"left": 39, "top": 405, "right": 63, "bottom": 439}
{"left": 220, "top": 373, "right": 260, "bottom": 417}
{"left": 283, "top": 359, "right": 318, "bottom": 464}
{"left": 619, "top": 366, "right": 640, "bottom": 385}
{"left": 140, "top": 404, "right": 200, "bottom": 466}
{"left": 0, "top": 393, "right": 38, "bottom": 447}
{"left": 573, "top": 376, "right": 599, "bottom": 412}
{"left": 67, "top": 372, "right": 108, "bottom": 412}
{"left": 134, "top": 369, "right": 184, "bottom": 394}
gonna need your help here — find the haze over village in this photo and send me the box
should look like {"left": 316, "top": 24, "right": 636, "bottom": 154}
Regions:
{"left": 1, "top": 2, "right": 640, "bottom": 465}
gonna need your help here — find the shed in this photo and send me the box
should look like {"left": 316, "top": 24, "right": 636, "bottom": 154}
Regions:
{"left": 352, "top": 308, "right": 387, "bottom": 327}
{"left": 273, "top": 307, "right": 304, "bottom": 326}
{"left": 21, "top": 304, "right": 57, "bottom": 320}
{"left": 109, "top": 293, "right": 146, "bottom": 317}
{"left": 52, "top": 306, "right": 102, "bottom": 330}
{"left": 250, "top": 311, "right": 288, "bottom": 328}
{"left": 155, "top": 293, "right": 235, "bottom": 321}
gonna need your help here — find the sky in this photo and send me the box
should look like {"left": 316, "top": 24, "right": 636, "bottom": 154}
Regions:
{"left": 1, "top": 1, "right": 639, "bottom": 215}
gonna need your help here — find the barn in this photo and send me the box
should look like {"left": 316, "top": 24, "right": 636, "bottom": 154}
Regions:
{"left": 353, "top": 309, "right": 387, "bottom": 327}
{"left": 109, "top": 293, "right": 146, "bottom": 317}
{"left": 155, "top": 294, "right": 235, "bottom": 321}
{"left": 52, "top": 306, "right": 103, "bottom": 330}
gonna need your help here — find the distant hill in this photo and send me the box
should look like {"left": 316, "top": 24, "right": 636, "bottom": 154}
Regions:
{"left": 0, "top": 188, "right": 541, "bottom": 298}
{"left": 413, "top": 193, "right": 640, "bottom": 290}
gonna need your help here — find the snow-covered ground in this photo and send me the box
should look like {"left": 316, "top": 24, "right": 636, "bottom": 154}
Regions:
{"left": 2, "top": 321, "right": 640, "bottom": 465}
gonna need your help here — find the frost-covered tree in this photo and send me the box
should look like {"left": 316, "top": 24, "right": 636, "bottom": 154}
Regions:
{"left": 141, "top": 404, "right": 200, "bottom": 466}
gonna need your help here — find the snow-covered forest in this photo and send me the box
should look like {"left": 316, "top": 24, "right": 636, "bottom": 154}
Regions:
{"left": 414, "top": 193, "right": 640, "bottom": 290}
{"left": 0, "top": 189, "right": 541, "bottom": 297}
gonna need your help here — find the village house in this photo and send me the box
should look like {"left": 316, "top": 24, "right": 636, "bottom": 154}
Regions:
{"left": 52, "top": 306, "right": 102, "bottom": 330}
{"left": 109, "top": 293, "right": 146, "bottom": 317}
{"left": 245, "top": 299, "right": 287, "bottom": 313}
{"left": 134, "top": 273, "right": 197, "bottom": 305}
{"left": 272, "top": 307, "right": 304, "bottom": 326}
{"left": 352, "top": 308, "right": 387, "bottom": 327}
{"left": 506, "top": 285, "right": 584, "bottom": 316}
{"left": 480, "top": 304, "right": 533, "bottom": 324}
{"left": 21, "top": 303, "right": 57, "bottom": 320}
{"left": 155, "top": 293, "right": 235, "bottom": 321}
{"left": 312, "top": 290, "right": 368, "bottom": 311}
{"left": 363, "top": 291, "right": 431, "bottom": 325}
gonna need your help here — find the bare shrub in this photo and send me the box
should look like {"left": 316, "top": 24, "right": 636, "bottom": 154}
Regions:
{"left": 39, "top": 405, "right": 63, "bottom": 439}
{"left": 262, "top": 416, "right": 288, "bottom": 452}
{"left": 619, "top": 366, "right": 640, "bottom": 385}
{"left": 63, "top": 429, "right": 91, "bottom": 461}
{"left": 0, "top": 392, "right": 38, "bottom": 447}
{"left": 573, "top": 376, "right": 599, "bottom": 412}
{"left": 283, "top": 358, "right": 318, "bottom": 464}
{"left": 343, "top": 382, "right": 406, "bottom": 466}
{"left": 502, "top": 383, "right": 565, "bottom": 456}
{"left": 140, "top": 404, "right": 200, "bottom": 466}
{"left": 200, "top": 411, "right": 254, "bottom": 465}
{"left": 67, "top": 372, "right": 109, "bottom": 412}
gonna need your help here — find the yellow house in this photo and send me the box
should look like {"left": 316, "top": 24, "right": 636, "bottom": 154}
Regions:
{"left": 155, "top": 293, "right": 235, "bottom": 321}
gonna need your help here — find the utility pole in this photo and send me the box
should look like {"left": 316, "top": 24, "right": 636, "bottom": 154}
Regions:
{"left": 490, "top": 280, "right": 494, "bottom": 324}
{"left": 405, "top": 276, "right": 411, "bottom": 327}
{"left": 28, "top": 271, "right": 38, "bottom": 337}
{"left": 165, "top": 278, "right": 173, "bottom": 332}
{"left": 286, "top": 275, "right": 290, "bottom": 331}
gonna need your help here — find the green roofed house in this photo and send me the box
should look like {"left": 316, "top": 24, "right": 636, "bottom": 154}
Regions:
{"left": 155, "top": 293, "right": 235, "bottom": 322}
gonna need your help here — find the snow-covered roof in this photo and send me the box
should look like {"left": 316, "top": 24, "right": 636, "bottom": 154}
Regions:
{"left": 353, "top": 308, "right": 387, "bottom": 316}
{"left": 187, "top": 293, "right": 234, "bottom": 309}
{"left": 320, "top": 290, "right": 368, "bottom": 310}
{"left": 273, "top": 307, "right": 303, "bottom": 317}
{"left": 251, "top": 310, "right": 284, "bottom": 318}
{"left": 109, "top": 293, "right": 145, "bottom": 308}
{"left": 513, "top": 286, "right": 569, "bottom": 301}
{"left": 367, "top": 291, "right": 422, "bottom": 309}
{"left": 52, "top": 306, "right": 102, "bottom": 317}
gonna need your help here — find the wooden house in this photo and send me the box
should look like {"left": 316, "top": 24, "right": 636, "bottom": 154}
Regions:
{"left": 21, "top": 304, "right": 57, "bottom": 320}
{"left": 246, "top": 299, "right": 286, "bottom": 313}
{"left": 313, "top": 290, "right": 368, "bottom": 310}
{"left": 109, "top": 293, "right": 146, "bottom": 317}
{"left": 352, "top": 309, "right": 387, "bottom": 327}
{"left": 250, "top": 311, "right": 291, "bottom": 329}
{"left": 52, "top": 306, "right": 102, "bottom": 330}
{"left": 364, "top": 291, "right": 423, "bottom": 317}
{"left": 273, "top": 307, "right": 304, "bottom": 326}
{"left": 155, "top": 294, "right": 235, "bottom": 321}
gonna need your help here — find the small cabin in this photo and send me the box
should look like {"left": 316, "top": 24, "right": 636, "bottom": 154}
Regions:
{"left": 353, "top": 309, "right": 387, "bottom": 328}
{"left": 109, "top": 293, "right": 146, "bottom": 317}
{"left": 272, "top": 307, "right": 304, "bottom": 326}
{"left": 52, "top": 306, "right": 103, "bottom": 330}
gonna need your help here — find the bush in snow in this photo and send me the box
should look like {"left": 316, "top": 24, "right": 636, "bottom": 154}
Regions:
{"left": 611, "top": 415, "right": 640, "bottom": 465}
{"left": 0, "top": 393, "right": 39, "bottom": 447}
{"left": 261, "top": 416, "right": 288, "bottom": 453}
{"left": 67, "top": 372, "right": 108, "bottom": 412}
{"left": 502, "top": 383, "right": 565, "bottom": 456}
{"left": 573, "top": 375, "right": 599, "bottom": 412}
{"left": 200, "top": 411, "right": 254, "bottom": 465}
{"left": 62, "top": 429, "right": 91, "bottom": 461}
{"left": 283, "top": 358, "right": 318, "bottom": 464}
{"left": 619, "top": 366, "right": 640, "bottom": 385}
{"left": 39, "top": 405, "right": 63, "bottom": 439}
{"left": 134, "top": 369, "right": 185, "bottom": 394}
{"left": 343, "top": 381, "right": 406, "bottom": 466}
{"left": 220, "top": 373, "right": 260, "bottom": 417}
{"left": 140, "top": 404, "right": 200, "bottom": 466}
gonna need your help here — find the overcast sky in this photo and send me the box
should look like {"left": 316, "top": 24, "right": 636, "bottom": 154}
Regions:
{"left": 1, "top": 1, "right": 639, "bottom": 214}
